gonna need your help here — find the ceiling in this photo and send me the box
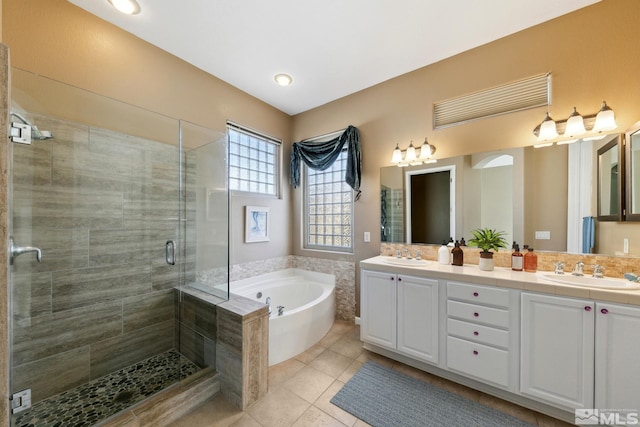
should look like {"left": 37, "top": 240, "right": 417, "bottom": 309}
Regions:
{"left": 68, "top": 0, "right": 599, "bottom": 116}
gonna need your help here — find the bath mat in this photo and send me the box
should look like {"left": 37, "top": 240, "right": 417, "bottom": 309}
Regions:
{"left": 330, "top": 361, "right": 535, "bottom": 427}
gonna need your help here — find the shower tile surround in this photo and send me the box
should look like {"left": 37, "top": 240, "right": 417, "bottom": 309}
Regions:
{"left": 9, "top": 114, "right": 198, "bottom": 406}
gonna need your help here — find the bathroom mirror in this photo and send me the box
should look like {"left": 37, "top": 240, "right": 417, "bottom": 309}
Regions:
{"left": 625, "top": 124, "right": 640, "bottom": 221}
{"left": 380, "top": 133, "right": 640, "bottom": 256}
{"left": 597, "top": 135, "right": 623, "bottom": 221}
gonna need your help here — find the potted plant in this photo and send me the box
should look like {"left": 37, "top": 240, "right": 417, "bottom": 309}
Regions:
{"left": 467, "top": 228, "right": 508, "bottom": 271}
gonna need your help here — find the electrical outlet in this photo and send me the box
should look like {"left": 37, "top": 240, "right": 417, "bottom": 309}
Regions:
{"left": 535, "top": 231, "right": 551, "bottom": 240}
{"left": 364, "top": 232, "right": 371, "bottom": 242}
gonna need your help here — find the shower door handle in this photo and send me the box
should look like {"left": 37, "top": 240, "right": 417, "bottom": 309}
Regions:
{"left": 9, "top": 237, "right": 42, "bottom": 265}
{"left": 165, "top": 240, "right": 176, "bottom": 266}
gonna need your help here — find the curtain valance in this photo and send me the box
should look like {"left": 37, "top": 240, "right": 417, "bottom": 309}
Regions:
{"left": 289, "top": 125, "right": 361, "bottom": 199}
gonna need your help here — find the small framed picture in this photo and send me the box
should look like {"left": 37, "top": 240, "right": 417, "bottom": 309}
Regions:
{"left": 245, "top": 206, "right": 270, "bottom": 243}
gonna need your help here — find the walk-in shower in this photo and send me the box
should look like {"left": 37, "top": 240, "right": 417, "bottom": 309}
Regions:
{"left": 8, "top": 68, "right": 229, "bottom": 426}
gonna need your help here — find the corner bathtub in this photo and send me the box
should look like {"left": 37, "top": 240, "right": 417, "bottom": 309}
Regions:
{"left": 230, "top": 269, "right": 335, "bottom": 366}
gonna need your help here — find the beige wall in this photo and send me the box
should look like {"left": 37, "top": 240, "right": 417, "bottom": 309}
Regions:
{"left": 292, "top": 0, "right": 640, "bottom": 308}
{"left": 2, "top": 0, "right": 293, "bottom": 264}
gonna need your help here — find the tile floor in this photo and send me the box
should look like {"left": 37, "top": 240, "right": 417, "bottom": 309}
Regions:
{"left": 172, "top": 321, "right": 573, "bottom": 427}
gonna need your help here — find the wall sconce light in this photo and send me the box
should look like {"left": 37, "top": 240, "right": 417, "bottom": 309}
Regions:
{"left": 391, "top": 138, "right": 437, "bottom": 167}
{"left": 533, "top": 101, "right": 617, "bottom": 147}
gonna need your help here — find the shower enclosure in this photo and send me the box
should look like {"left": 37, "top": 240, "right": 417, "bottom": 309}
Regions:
{"left": 8, "top": 68, "right": 229, "bottom": 426}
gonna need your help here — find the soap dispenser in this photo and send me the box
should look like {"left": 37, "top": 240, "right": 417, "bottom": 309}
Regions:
{"left": 452, "top": 241, "right": 464, "bottom": 266}
{"left": 511, "top": 244, "right": 523, "bottom": 271}
{"left": 524, "top": 247, "right": 538, "bottom": 272}
{"left": 438, "top": 240, "right": 449, "bottom": 265}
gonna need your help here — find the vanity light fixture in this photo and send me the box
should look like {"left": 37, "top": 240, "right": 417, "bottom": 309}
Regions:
{"left": 274, "top": 73, "right": 293, "bottom": 86}
{"left": 108, "top": 0, "right": 141, "bottom": 15}
{"left": 390, "top": 138, "right": 437, "bottom": 167}
{"left": 532, "top": 101, "right": 617, "bottom": 147}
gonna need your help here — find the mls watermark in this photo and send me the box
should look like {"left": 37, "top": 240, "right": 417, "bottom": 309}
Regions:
{"left": 575, "top": 409, "right": 639, "bottom": 425}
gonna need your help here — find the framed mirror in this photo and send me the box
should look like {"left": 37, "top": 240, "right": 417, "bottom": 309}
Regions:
{"left": 597, "top": 135, "right": 624, "bottom": 221}
{"left": 626, "top": 123, "right": 640, "bottom": 221}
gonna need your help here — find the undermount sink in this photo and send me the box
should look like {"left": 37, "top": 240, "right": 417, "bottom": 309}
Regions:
{"left": 383, "top": 257, "right": 429, "bottom": 267}
{"left": 537, "top": 273, "right": 640, "bottom": 290}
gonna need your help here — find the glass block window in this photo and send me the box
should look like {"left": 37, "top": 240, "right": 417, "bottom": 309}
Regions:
{"left": 305, "top": 150, "right": 354, "bottom": 252}
{"left": 228, "top": 124, "right": 279, "bottom": 196}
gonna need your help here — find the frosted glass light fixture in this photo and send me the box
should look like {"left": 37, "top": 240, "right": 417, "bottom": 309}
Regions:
{"left": 391, "top": 144, "right": 403, "bottom": 164}
{"left": 592, "top": 101, "right": 617, "bottom": 133}
{"left": 564, "top": 107, "right": 586, "bottom": 138}
{"left": 108, "top": 0, "right": 141, "bottom": 14}
{"left": 405, "top": 141, "right": 417, "bottom": 163}
{"left": 537, "top": 113, "right": 558, "bottom": 141}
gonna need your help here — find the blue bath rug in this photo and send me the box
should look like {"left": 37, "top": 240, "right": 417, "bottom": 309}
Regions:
{"left": 330, "top": 361, "right": 535, "bottom": 427}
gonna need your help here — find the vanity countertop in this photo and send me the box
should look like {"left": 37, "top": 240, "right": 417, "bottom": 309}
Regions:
{"left": 361, "top": 256, "right": 640, "bottom": 306}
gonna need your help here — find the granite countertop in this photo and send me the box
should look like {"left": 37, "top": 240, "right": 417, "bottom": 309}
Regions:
{"left": 361, "top": 256, "right": 640, "bottom": 307}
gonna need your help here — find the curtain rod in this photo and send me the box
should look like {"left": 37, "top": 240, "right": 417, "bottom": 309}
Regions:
{"left": 301, "top": 128, "right": 346, "bottom": 143}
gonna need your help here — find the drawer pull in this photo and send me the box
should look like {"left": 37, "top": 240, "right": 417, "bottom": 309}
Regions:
{"left": 473, "top": 331, "right": 479, "bottom": 336}
{"left": 601, "top": 308, "right": 609, "bottom": 315}
{"left": 473, "top": 350, "right": 478, "bottom": 355}
{"left": 473, "top": 312, "right": 479, "bottom": 317}
{"left": 473, "top": 292, "right": 479, "bottom": 297}
{"left": 584, "top": 306, "right": 592, "bottom": 312}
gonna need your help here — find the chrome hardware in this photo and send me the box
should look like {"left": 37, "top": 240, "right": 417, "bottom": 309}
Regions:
{"left": 11, "top": 389, "right": 31, "bottom": 414}
{"left": 403, "top": 249, "right": 411, "bottom": 259}
{"left": 415, "top": 250, "right": 422, "bottom": 260}
{"left": 9, "top": 237, "right": 42, "bottom": 265}
{"left": 554, "top": 262, "right": 565, "bottom": 275}
{"left": 396, "top": 249, "right": 402, "bottom": 258}
{"left": 10, "top": 122, "right": 31, "bottom": 145}
{"left": 277, "top": 305, "right": 285, "bottom": 316}
{"left": 165, "top": 240, "right": 176, "bottom": 265}
{"left": 572, "top": 262, "right": 585, "bottom": 276}
{"left": 592, "top": 265, "right": 605, "bottom": 278}
{"left": 265, "top": 296, "right": 271, "bottom": 315}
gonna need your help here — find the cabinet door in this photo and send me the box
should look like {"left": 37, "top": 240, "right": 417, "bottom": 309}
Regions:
{"left": 397, "top": 275, "right": 439, "bottom": 363}
{"left": 595, "top": 302, "right": 640, "bottom": 409}
{"left": 361, "top": 270, "right": 397, "bottom": 349}
{"left": 521, "top": 293, "right": 594, "bottom": 409}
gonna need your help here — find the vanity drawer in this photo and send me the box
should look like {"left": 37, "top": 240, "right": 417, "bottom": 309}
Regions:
{"left": 447, "top": 300, "right": 509, "bottom": 329}
{"left": 447, "top": 318, "right": 509, "bottom": 349}
{"left": 447, "top": 282, "right": 509, "bottom": 308}
{"left": 447, "top": 336, "right": 509, "bottom": 388}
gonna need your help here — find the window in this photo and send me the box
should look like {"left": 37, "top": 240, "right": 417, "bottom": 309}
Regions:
{"left": 305, "top": 150, "right": 354, "bottom": 251}
{"left": 228, "top": 123, "right": 280, "bottom": 196}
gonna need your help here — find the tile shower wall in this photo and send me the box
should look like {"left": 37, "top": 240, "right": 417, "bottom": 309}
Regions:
{"left": 10, "top": 114, "right": 191, "bottom": 404}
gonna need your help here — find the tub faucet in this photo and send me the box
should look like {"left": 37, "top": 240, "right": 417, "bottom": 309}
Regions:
{"left": 572, "top": 262, "right": 585, "bottom": 276}
{"left": 265, "top": 297, "right": 271, "bottom": 315}
{"left": 277, "top": 305, "right": 285, "bottom": 316}
{"left": 554, "top": 262, "right": 565, "bottom": 275}
{"left": 592, "top": 265, "right": 605, "bottom": 278}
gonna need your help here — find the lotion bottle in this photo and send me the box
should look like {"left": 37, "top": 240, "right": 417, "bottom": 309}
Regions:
{"left": 438, "top": 240, "right": 449, "bottom": 265}
{"left": 452, "top": 241, "right": 464, "bottom": 266}
{"left": 524, "top": 247, "right": 538, "bottom": 272}
{"left": 511, "top": 244, "right": 523, "bottom": 271}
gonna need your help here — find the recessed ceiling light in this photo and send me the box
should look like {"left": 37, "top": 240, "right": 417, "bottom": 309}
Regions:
{"left": 274, "top": 73, "right": 293, "bottom": 86}
{"left": 108, "top": 0, "right": 141, "bottom": 15}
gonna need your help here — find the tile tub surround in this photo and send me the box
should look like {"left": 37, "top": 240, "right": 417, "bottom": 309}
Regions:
{"left": 381, "top": 243, "right": 640, "bottom": 280}
{"left": 9, "top": 114, "right": 196, "bottom": 404}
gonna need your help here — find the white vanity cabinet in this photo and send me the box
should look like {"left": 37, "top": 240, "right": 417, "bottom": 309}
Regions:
{"left": 446, "top": 281, "right": 517, "bottom": 390}
{"left": 520, "top": 293, "right": 595, "bottom": 409}
{"left": 594, "top": 302, "right": 640, "bottom": 410}
{"left": 360, "top": 269, "right": 439, "bottom": 364}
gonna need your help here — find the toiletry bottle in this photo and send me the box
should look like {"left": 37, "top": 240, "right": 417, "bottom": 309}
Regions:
{"left": 438, "top": 240, "right": 449, "bottom": 265}
{"left": 511, "top": 244, "right": 523, "bottom": 271}
{"left": 460, "top": 237, "right": 466, "bottom": 246}
{"left": 447, "top": 237, "right": 454, "bottom": 264}
{"left": 452, "top": 241, "right": 464, "bottom": 266}
{"left": 524, "top": 247, "right": 538, "bottom": 272}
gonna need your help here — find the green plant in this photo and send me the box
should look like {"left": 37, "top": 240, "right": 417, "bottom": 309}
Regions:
{"left": 467, "top": 228, "right": 508, "bottom": 253}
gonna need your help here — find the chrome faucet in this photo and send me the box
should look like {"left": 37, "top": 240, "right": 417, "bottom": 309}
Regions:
{"left": 403, "top": 248, "right": 411, "bottom": 259}
{"left": 277, "top": 305, "right": 285, "bottom": 316}
{"left": 592, "top": 265, "right": 605, "bottom": 278}
{"left": 265, "top": 297, "right": 272, "bottom": 315}
{"left": 415, "top": 250, "right": 422, "bottom": 260}
{"left": 554, "top": 262, "right": 565, "bottom": 275}
{"left": 396, "top": 249, "right": 402, "bottom": 258}
{"left": 572, "top": 262, "right": 585, "bottom": 276}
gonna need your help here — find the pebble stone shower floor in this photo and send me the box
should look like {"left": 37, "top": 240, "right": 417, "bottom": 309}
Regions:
{"left": 12, "top": 349, "right": 201, "bottom": 427}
